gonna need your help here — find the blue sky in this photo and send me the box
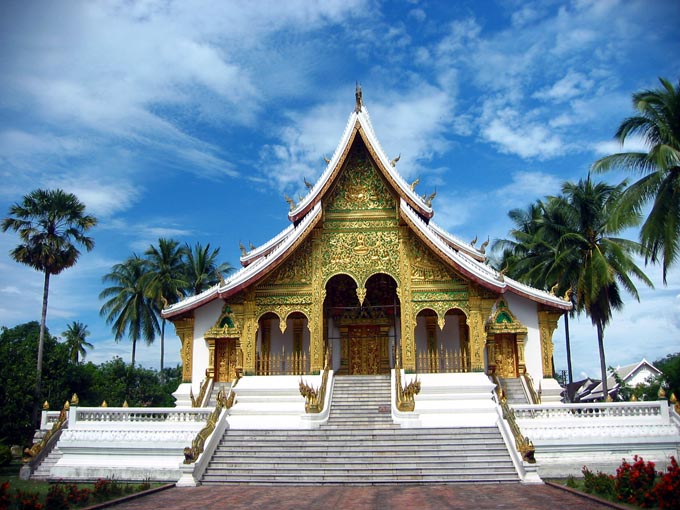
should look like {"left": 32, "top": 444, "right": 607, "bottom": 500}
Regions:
{"left": 1, "top": 0, "right": 679, "bottom": 380}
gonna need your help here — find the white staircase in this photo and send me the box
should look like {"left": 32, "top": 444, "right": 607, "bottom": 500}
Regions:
{"left": 500, "top": 377, "right": 530, "bottom": 405}
{"left": 30, "top": 447, "right": 62, "bottom": 480}
{"left": 201, "top": 374, "right": 519, "bottom": 485}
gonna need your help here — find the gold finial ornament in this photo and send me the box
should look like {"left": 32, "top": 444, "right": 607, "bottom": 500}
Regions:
{"left": 390, "top": 153, "right": 401, "bottom": 167}
{"left": 658, "top": 387, "right": 667, "bottom": 399}
{"left": 671, "top": 392, "right": 677, "bottom": 404}
{"left": 323, "top": 155, "right": 331, "bottom": 164}
{"left": 564, "top": 287, "right": 573, "bottom": 302}
{"left": 64, "top": 401, "right": 70, "bottom": 410}
{"left": 606, "top": 394, "right": 613, "bottom": 402}
{"left": 425, "top": 190, "right": 437, "bottom": 206}
{"left": 239, "top": 242, "right": 247, "bottom": 256}
{"left": 71, "top": 393, "right": 79, "bottom": 405}
{"left": 304, "top": 177, "right": 314, "bottom": 189}
{"left": 479, "top": 237, "right": 489, "bottom": 254}
{"left": 101, "top": 400, "right": 108, "bottom": 407}
{"left": 410, "top": 178, "right": 419, "bottom": 191}
{"left": 42, "top": 401, "right": 49, "bottom": 410}
{"left": 470, "top": 235, "right": 478, "bottom": 247}
{"left": 284, "top": 194, "right": 295, "bottom": 211}
{"left": 550, "top": 283, "right": 559, "bottom": 296}
{"left": 631, "top": 394, "right": 638, "bottom": 402}
{"left": 355, "top": 82, "right": 363, "bottom": 113}
{"left": 123, "top": 400, "right": 129, "bottom": 408}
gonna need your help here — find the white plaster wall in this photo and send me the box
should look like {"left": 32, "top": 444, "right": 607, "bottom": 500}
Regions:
{"left": 192, "top": 300, "right": 223, "bottom": 393}
{"left": 504, "top": 293, "right": 544, "bottom": 380}
{"left": 414, "top": 314, "right": 461, "bottom": 355}
{"left": 628, "top": 367, "right": 657, "bottom": 386}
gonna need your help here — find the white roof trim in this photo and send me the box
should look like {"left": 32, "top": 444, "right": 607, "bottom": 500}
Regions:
{"left": 401, "top": 199, "right": 571, "bottom": 309}
{"left": 164, "top": 202, "right": 322, "bottom": 317}
{"left": 240, "top": 221, "right": 296, "bottom": 265}
{"left": 428, "top": 220, "right": 485, "bottom": 261}
{"left": 289, "top": 105, "right": 432, "bottom": 219}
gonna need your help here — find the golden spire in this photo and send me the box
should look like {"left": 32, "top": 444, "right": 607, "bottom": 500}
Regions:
{"left": 355, "top": 82, "right": 363, "bottom": 113}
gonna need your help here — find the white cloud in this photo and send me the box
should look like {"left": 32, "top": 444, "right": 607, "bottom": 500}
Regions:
{"left": 534, "top": 71, "right": 594, "bottom": 102}
{"left": 592, "top": 135, "right": 649, "bottom": 156}
{"left": 482, "top": 116, "right": 566, "bottom": 159}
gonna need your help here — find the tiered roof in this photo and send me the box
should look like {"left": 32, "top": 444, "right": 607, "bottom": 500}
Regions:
{"left": 163, "top": 90, "right": 571, "bottom": 319}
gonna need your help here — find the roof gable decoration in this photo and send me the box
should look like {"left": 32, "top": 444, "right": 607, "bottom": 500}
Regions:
{"left": 487, "top": 298, "right": 527, "bottom": 335}
{"left": 288, "top": 86, "right": 434, "bottom": 222}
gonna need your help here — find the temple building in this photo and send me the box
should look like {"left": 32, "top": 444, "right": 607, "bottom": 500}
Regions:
{"left": 163, "top": 87, "right": 571, "bottom": 399}
{"left": 29, "top": 88, "right": 679, "bottom": 485}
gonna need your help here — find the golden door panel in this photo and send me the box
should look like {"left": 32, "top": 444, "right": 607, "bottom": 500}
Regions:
{"left": 215, "top": 339, "right": 237, "bottom": 382}
{"left": 495, "top": 334, "right": 518, "bottom": 378}
{"left": 348, "top": 325, "right": 389, "bottom": 375}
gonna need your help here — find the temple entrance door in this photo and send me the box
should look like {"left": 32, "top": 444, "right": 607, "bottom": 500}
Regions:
{"left": 494, "top": 334, "right": 518, "bottom": 378}
{"left": 215, "top": 338, "right": 237, "bottom": 382}
{"left": 348, "top": 325, "right": 389, "bottom": 375}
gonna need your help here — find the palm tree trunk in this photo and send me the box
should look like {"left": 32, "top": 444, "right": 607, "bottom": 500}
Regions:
{"left": 32, "top": 271, "right": 50, "bottom": 427}
{"left": 160, "top": 318, "right": 165, "bottom": 380}
{"left": 596, "top": 322, "right": 608, "bottom": 400}
{"left": 564, "top": 313, "right": 573, "bottom": 384}
{"left": 131, "top": 337, "right": 137, "bottom": 367}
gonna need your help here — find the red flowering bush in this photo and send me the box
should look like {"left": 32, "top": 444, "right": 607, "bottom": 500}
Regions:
{"left": 653, "top": 456, "right": 680, "bottom": 509}
{"left": 45, "top": 484, "right": 69, "bottom": 510}
{"left": 14, "top": 490, "right": 43, "bottom": 510}
{"left": 65, "top": 483, "right": 90, "bottom": 506}
{"left": 0, "top": 482, "right": 11, "bottom": 510}
{"left": 615, "top": 455, "right": 657, "bottom": 507}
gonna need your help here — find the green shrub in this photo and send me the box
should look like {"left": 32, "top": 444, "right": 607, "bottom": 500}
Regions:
{"left": 582, "top": 466, "right": 615, "bottom": 497}
{"left": 615, "top": 455, "right": 657, "bottom": 508}
{"left": 0, "top": 445, "right": 12, "bottom": 467}
{"left": 565, "top": 474, "right": 578, "bottom": 488}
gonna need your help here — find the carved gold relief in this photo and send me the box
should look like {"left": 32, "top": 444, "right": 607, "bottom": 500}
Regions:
{"left": 172, "top": 317, "right": 195, "bottom": 383}
{"left": 326, "top": 144, "right": 395, "bottom": 212}
{"left": 266, "top": 239, "right": 313, "bottom": 285}
{"left": 538, "top": 307, "right": 561, "bottom": 378}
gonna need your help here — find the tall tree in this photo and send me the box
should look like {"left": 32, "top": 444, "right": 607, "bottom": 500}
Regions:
{"left": 62, "top": 321, "right": 94, "bottom": 363}
{"left": 99, "top": 256, "right": 159, "bottom": 367}
{"left": 144, "top": 238, "right": 188, "bottom": 374}
{"left": 556, "top": 178, "right": 653, "bottom": 399}
{"left": 592, "top": 77, "right": 680, "bottom": 284}
{"left": 184, "top": 242, "right": 233, "bottom": 295}
{"left": 1, "top": 188, "right": 96, "bottom": 425}
{"left": 492, "top": 199, "right": 577, "bottom": 383}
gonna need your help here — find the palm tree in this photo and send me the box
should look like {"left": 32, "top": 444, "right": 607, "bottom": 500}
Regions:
{"left": 62, "top": 321, "right": 94, "bottom": 363}
{"left": 492, "top": 199, "right": 578, "bottom": 383}
{"left": 556, "top": 178, "right": 653, "bottom": 399}
{"left": 144, "top": 239, "right": 188, "bottom": 374}
{"left": 99, "top": 256, "right": 159, "bottom": 367}
{"left": 592, "top": 77, "right": 680, "bottom": 284}
{"left": 1, "top": 188, "right": 96, "bottom": 422}
{"left": 184, "top": 242, "right": 233, "bottom": 295}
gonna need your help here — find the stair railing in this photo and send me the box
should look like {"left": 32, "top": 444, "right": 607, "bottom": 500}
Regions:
{"left": 522, "top": 373, "right": 541, "bottom": 404}
{"left": 190, "top": 373, "right": 213, "bottom": 408}
{"left": 20, "top": 395, "right": 76, "bottom": 479}
{"left": 395, "top": 351, "right": 420, "bottom": 412}
{"left": 299, "top": 351, "right": 330, "bottom": 413}
{"left": 492, "top": 375, "right": 535, "bottom": 463}
{"left": 183, "top": 387, "right": 235, "bottom": 464}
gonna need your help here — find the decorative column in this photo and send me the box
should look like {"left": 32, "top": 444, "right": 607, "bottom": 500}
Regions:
{"left": 309, "top": 230, "right": 325, "bottom": 373}
{"left": 517, "top": 332, "right": 527, "bottom": 374}
{"left": 242, "top": 291, "right": 258, "bottom": 375}
{"left": 468, "top": 287, "right": 494, "bottom": 372}
{"left": 459, "top": 319, "right": 470, "bottom": 371}
{"left": 398, "top": 227, "right": 416, "bottom": 371}
{"left": 538, "top": 308, "right": 561, "bottom": 378}
{"left": 173, "top": 317, "right": 195, "bottom": 383}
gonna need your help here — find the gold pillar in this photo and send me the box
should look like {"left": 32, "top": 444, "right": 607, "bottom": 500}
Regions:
{"left": 309, "top": 230, "right": 325, "bottom": 373}
{"left": 242, "top": 291, "right": 258, "bottom": 375}
{"left": 468, "top": 288, "right": 494, "bottom": 372}
{"left": 173, "top": 317, "right": 195, "bottom": 383}
{"left": 517, "top": 333, "right": 527, "bottom": 374}
{"left": 538, "top": 308, "right": 561, "bottom": 378}
{"left": 398, "top": 227, "right": 416, "bottom": 371}
{"left": 206, "top": 338, "right": 215, "bottom": 378}
{"left": 459, "top": 319, "right": 470, "bottom": 371}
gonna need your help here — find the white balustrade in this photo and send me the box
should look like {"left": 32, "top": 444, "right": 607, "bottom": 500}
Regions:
{"left": 513, "top": 401, "right": 665, "bottom": 421}
{"left": 73, "top": 407, "right": 211, "bottom": 425}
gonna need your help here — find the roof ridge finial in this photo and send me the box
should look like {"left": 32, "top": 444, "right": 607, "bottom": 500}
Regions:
{"left": 355, "top": 81, "right": 363, "bottom": 113}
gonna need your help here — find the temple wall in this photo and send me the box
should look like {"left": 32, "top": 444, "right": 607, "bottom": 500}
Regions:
{"left": 192, "top": 300, "right": 222, "bottom": 391}
{"left": 504, "top": 293, "right": 543, "bottom": 380}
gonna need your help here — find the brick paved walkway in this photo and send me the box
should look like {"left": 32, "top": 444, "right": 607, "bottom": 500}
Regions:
{"left": 106, "top": 483, "right": 618, "bottom": 510}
